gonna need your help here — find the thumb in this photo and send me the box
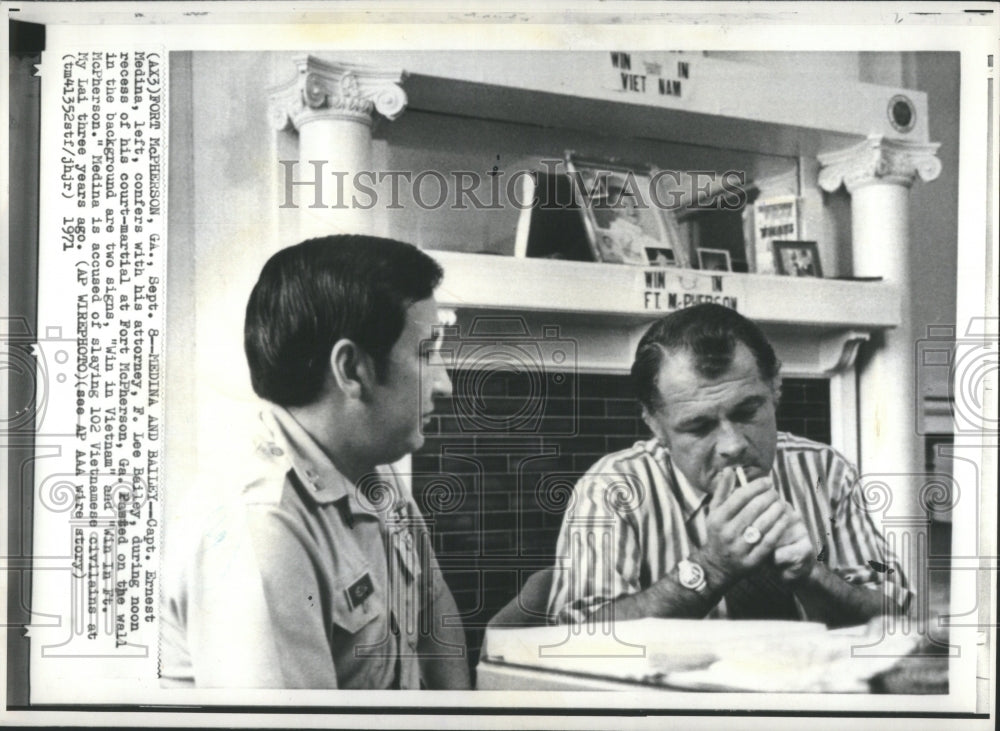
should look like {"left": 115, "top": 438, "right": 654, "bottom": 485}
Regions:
{"left": 709, "top": 467, "right": 737, "bottom": 509}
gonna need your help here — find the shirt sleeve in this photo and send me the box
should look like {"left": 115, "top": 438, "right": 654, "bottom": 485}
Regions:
{"left": 825, "top": 453, "right": 913, "bottom": 614}
{"left": 546, "top": 470, "right": 643, "bottom": 624}
{"left": 181, "top": 504, "right": 338, "bottom": 688}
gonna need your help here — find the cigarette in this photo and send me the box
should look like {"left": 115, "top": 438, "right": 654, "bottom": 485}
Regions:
{"left": 735, "top": 466, "right": 749, "bottom": 488}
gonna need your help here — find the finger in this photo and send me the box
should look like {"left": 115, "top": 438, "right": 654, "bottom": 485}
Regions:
{"left": 773, "top": 542, "right": 803, "bottom": 566}
{"left": 776, "top": 546, "right": 815, "bottom": 582}
{"left": 781, "top": 567, "right": 806, "bottom": 583}
{"left": 772, "top": 504, "right": 807, "bottom": 544}
{"left": 743, "top": 499, "right": 785, "bottom": 537}
{"left": 728, "top": 487, "right": 781, "bottom": 527}
{"left": 748, "top": 512, "right": 792, "bottom": 561}
{"left": 713, "top": 475, "right": 775, "bottom": 520}
{"left": 775, "top": 518, "right": 807, "bottom": 547}
{"left": 709, "top": 467, "right": 738, "bottom": 510}
{"left": 744, "top": 472, "right": 774, "bottom": 491}
{"left": 773, "top": 538, "right": 814, "bottom": 566}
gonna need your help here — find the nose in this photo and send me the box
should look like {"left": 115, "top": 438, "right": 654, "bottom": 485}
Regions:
{"left": 431, "top": 364, "right": 453, "bottom": 401}
{"left": 715, "top": 419, "right": 749, "bottom": 463}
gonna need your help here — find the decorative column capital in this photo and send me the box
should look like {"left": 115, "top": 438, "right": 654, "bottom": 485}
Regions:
{"left": 269, "top": 55, "right": 407, "bottom": 131}
{"left": 817, "top": 135, "right": 942, "bottom": 193}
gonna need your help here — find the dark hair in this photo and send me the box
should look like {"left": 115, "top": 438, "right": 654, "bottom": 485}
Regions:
{"left": 630, "top": 303, "right": 780, "bottom": 413}
{"left": 244, "top": 235, "right": 443, "bottom": 406}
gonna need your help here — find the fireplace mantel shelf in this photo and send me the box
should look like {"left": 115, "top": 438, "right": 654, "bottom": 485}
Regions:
{"left": 431, "top": 250, "right": 900, "bottom": 331}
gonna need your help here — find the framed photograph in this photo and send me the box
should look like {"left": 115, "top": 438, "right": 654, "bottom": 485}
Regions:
{"left": 565, "top": 153, "right": 687, "bottom": 266}
{"left": 644, "top": 247, "right": 677, "bottom": 267}
{"left": 697, "top": 247, "right": 733, "bottom": 272}
{"left": 773, "top": 240, "right": 824, "bottom": 277}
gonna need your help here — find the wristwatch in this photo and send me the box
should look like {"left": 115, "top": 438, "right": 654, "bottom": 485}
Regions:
{"left": 677, "top": 558, "right": 709, "bottom": 597}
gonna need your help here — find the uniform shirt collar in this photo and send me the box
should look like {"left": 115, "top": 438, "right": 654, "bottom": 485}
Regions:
{"left": 257, "top": 404, "right": 358, "bottom": 507}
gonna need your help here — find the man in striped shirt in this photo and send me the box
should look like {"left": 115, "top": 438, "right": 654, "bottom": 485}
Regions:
{"left": 548, "top": 303, "right": 910, "bottom": 626}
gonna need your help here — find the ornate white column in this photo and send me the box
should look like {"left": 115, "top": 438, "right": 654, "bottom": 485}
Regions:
{"left": 818, "top": 135, "right": 942, "bottom": 525}
{"left": 269, "top": 55, "right": 407, "bottom": 239}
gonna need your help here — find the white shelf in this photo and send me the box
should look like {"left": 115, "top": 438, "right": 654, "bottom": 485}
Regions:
{"left": 349, "top": 50, "right": 930, "bottom": 158}
{"left": 432, "top": 251, "right": 900, "bottom": 331}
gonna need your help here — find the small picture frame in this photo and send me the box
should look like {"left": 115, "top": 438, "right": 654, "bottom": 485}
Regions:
{"left": 772, "top": 240, "right": 823, "bottom": 277}
{"left": 565, "top": 152, "right": 685, "bottom": 266}
{"left": 697, "top": 247, "right": 732, "bottom": 272}
{"left": 644, "top": 247, "right": 677, "bottom": 267}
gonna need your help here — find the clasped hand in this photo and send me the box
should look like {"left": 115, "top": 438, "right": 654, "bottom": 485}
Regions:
{"left": 698, "top": 467, "right": 816, "bottom": 586}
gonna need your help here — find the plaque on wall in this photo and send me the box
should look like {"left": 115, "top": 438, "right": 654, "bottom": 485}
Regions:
{"left": 753, "top": 194, "right": 799, "bottom": 275}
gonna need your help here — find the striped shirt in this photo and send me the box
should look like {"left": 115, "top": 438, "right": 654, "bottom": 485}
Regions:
{"left": 547, "top": 433, "right": 911, "bottom": 624}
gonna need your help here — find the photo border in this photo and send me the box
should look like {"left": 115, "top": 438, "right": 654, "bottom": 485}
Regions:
{"left": 3, "top": 2, "right": 997, "bottom": 728}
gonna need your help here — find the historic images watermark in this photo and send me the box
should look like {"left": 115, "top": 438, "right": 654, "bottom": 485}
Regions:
{"left": 277, "top": 158, "right": 749, "bottom": 212}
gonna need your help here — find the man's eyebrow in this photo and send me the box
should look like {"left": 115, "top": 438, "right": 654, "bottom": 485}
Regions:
{"left": 674, "top": 413, "right": 715, "bottom": 430}
{"left": 730, "top": 395, "right": 767, "bottom": 412}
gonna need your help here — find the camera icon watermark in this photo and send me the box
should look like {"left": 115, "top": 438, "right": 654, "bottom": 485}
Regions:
{"left": 533, "top": 471, "right": 646, "bottom": 525}
{"left": 1, "top": 318, "right": 79, "bottom": 437}
{"left": 423, "top": 316, "right": 579, "bottom": 436}
{"left": 355, "top": 469, "right": 470, "bottom": 519}
{"left": 915, "top": 318, "right": 998, "bottom": 437}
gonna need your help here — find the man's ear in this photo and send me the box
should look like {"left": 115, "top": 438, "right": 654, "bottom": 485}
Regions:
{"left": 770, "top": 375, "right": 783, "bottom": 405}
{"left": 641, "top": 405, "right": 669, "bottom": 447}
{"left": 329, "top": 339, "right": 376, "bottom": 401}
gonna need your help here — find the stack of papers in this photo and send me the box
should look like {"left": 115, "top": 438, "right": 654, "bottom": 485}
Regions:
{"left": 482, "top": 618, "right": 919, "bottom": 692}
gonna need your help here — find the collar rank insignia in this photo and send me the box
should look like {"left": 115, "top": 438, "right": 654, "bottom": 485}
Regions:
{"left": 345, "top": 573, "right": 374, "bottom": 610}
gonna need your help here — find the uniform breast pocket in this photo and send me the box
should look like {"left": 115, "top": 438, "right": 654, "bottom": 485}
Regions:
{"left": 332, "top": 567, "right": 383, "bottom": 635}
